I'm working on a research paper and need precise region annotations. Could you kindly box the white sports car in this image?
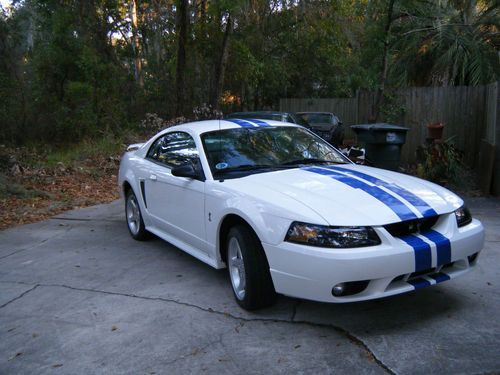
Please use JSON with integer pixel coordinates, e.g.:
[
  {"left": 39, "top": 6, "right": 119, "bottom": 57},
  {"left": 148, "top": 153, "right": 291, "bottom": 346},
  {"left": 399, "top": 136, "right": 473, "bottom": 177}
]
[{"left": 118, "top": 119, "right": 484, "bottom": 310}]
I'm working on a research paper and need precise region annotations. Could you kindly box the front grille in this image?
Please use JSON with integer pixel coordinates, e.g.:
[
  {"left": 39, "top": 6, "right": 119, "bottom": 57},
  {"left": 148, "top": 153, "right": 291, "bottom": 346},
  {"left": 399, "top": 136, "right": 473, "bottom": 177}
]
[
  {"left": 392, "top": 263, "right": 456, "bottom": 284},
  {"left": 384, "top": 215, "right": 439, "bottom": 237}
]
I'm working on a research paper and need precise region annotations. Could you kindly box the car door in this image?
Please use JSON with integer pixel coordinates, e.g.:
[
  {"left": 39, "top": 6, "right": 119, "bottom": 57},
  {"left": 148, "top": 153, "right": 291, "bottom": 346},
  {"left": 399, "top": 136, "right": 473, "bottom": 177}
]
[{"left": 144, "top": 131, "right": 207, "bottom": 253}]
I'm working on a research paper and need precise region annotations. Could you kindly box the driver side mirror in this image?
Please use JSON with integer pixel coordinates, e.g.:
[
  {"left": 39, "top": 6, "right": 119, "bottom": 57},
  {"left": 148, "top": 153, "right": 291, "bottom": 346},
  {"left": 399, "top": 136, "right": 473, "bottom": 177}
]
[{"left": 171, "top": 162, "right": 200, "bottom": 179}]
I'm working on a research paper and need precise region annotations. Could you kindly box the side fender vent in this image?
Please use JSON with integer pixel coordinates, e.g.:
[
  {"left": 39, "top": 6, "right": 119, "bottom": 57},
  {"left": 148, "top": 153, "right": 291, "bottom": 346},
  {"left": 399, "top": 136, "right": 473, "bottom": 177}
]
[{"left": 140, "top": 180, "right": 147, "bottom": 208}]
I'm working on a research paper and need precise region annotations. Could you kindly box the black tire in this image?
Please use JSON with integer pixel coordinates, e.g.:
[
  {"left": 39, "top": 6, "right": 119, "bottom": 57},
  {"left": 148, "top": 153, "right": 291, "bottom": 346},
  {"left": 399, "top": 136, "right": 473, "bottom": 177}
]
[
  {"left": 226, "top": 225, "right": 276, "bottom": 310},
  {"left": 125, "top": 189, "right": 148, "bottom": 241}
]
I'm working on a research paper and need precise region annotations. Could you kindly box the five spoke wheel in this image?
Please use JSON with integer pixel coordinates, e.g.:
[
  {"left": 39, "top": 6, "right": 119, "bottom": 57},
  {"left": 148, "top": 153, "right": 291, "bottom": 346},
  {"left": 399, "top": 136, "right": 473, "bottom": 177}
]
[
  {"left": 226, "top": 225, "right": 276, "bottom": 310},
  {"left": 228, "top": 237, "right": 246, "bottom": 300},
  {"left": 125, "top": 190, "right": 148, "bottom": 241}
]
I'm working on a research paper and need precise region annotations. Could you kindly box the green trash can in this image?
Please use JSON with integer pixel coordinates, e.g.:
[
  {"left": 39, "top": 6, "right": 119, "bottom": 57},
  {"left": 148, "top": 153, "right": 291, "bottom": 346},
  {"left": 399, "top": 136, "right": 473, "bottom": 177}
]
[{"left": 350, "top": 123, "right": 409, "bottom": 171}]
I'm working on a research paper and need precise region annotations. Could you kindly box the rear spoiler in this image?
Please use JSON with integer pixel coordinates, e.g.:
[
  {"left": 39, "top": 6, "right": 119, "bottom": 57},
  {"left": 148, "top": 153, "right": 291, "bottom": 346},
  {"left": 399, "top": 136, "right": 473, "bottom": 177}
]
[{"left": 126, "top": 143, "right": 144, "bottom": 152}]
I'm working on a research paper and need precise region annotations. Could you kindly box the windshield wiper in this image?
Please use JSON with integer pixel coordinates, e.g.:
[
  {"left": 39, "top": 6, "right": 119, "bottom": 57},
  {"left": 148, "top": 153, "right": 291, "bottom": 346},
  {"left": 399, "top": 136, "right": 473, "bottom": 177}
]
[
  {"left": 281, "top": 158, "right": 343, "bottom": 166},
  {"left": 216, "top": 164, "right": 277, "bottom": 173}
]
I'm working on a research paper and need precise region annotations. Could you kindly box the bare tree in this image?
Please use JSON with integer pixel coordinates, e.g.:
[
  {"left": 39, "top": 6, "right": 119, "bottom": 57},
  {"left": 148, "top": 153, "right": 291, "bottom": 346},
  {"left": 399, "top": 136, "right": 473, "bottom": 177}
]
[
  {"left": 130, "top": 0, "right": 144, "bottom": 88},
  {"left": 210, "top": 13, "right": 233, "bottom": 110},
  {"left": 373, "top": 0, "right": 395, "bottom": 122},
  {"left": 175, "top": 0, "right": 188, "bottom": 116}
]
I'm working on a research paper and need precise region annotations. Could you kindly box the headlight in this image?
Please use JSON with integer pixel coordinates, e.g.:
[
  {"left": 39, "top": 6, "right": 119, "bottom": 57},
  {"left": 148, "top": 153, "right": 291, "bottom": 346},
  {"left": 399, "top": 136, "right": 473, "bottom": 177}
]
[
  {"left": 285, "top": 222, "right": 381, "bottom": 248},
  {"left": 455, "top": 206, "right": 472, "bottom": 227}
]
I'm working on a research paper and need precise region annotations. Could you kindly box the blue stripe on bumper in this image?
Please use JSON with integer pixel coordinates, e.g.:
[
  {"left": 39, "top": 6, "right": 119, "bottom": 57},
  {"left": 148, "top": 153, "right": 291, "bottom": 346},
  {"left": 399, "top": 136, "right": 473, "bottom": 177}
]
[
  {"left": 408, "top": 278, "right": 431, "bottom": 289},
  {"left": 421, "top": 229, "right": 451, "bottom": 266},
  {"left": 428, "top": 272, "right": 451, "bottom": 283},
  {"left": 399, "top": 234, "right": 432, "bottom": 272}
]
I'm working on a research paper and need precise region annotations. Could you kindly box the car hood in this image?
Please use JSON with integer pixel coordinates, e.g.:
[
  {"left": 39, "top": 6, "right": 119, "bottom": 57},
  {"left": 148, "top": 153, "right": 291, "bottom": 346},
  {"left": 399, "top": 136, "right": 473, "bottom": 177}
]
[
  {"left": 310, "top": 123, "right": 334, "bottom": 131},
  {"left": 223, "top": 164, "right": 462, "bottom": 226}
]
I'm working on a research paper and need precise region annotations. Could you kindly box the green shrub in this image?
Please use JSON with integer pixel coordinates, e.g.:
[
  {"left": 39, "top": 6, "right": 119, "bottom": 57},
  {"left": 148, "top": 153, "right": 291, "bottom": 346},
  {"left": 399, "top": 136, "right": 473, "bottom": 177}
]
[{"left": 416, "top": 137, "right": 462, "bottom": 184}]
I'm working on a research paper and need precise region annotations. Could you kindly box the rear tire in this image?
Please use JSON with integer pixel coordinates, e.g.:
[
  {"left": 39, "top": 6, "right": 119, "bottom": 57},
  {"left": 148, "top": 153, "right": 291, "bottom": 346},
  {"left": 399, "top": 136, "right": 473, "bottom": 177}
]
[
  {"left": 226, "top": 225, "right": 276, "bottom": 310},
  {"left": 125, "top": 190, "right": 148, "bottom": 241}
]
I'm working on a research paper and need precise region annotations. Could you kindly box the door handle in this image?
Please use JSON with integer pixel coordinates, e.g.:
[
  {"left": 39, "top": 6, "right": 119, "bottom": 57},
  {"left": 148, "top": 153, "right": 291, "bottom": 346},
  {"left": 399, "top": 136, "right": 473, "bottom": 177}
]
[{"left": 149, "top": 174, "right": 157, "bottom": 181}]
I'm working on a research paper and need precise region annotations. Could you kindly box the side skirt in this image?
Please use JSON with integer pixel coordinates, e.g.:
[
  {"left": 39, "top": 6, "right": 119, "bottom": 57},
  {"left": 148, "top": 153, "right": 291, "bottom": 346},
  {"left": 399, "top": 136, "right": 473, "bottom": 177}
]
[{"left": 146, "top": 226, "right": 223, "bottom": 269}]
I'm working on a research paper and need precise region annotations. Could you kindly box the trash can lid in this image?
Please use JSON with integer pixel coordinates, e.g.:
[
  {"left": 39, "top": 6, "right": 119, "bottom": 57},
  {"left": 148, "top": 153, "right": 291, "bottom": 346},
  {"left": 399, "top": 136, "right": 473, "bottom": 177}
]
[{"left": 351, "top": 123, "right": 409, "bottom": 131}]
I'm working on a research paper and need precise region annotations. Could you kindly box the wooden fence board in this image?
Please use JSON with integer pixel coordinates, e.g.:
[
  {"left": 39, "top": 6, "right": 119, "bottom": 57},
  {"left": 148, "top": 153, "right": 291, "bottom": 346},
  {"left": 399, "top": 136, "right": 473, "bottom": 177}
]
[{"left": 280, "top": 82, "right": 498, "bottom": 167}]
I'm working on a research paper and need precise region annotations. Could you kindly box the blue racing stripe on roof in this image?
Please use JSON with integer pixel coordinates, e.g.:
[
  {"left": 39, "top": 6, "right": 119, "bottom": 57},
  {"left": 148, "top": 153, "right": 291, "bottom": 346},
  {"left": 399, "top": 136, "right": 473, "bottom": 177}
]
[
  {"left": 305, "top": 167, "right": 418, "bottom": 221},
  {"left": 428, "top": 272, "right": 450, "bottom": 283},
  {"left": 399, "top": 234, "right": 432, "bottom": 272},
  {"left": 328, "top": 166, "right": 437, "bottom": 218},
  {"left": 408, "top": 278, "right": 431, "bottom": 289},
  {"left": 225, "top": 119, "right": 258, "bottom": 128},
  {"left": 248, "top": 119, "right": 271, "bottom": 127},
  {"left": 421, "top": 230, "right": 451, "bottom": 266}
]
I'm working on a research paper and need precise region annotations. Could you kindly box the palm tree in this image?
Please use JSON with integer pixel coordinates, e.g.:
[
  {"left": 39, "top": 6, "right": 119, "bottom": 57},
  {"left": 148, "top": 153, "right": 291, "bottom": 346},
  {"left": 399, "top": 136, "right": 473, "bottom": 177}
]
[{"left": 390, "top": 0, "right": 499, "bottom": 86}]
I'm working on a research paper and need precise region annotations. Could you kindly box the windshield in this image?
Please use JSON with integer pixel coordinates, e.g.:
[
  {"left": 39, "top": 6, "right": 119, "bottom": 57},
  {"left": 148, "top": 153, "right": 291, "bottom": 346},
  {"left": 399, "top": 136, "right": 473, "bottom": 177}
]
[
  {"left": 201, "top": 126, "right": 348, "bottom": 179},
  {"left": 300, "top": 113, "right": 334, "bottom": 124}
]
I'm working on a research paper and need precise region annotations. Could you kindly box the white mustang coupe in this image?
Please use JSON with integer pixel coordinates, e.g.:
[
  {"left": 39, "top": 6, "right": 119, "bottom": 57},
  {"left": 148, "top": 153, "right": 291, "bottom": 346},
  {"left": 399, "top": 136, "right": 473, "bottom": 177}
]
[{"left": 119, "top": 119, "right": 484, "bottom": 310}]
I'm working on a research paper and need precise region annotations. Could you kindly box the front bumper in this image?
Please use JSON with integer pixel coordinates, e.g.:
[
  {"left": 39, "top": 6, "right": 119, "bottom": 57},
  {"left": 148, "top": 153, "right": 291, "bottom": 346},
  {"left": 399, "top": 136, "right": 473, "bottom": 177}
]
[{"left": 263, "top": 215, "right": 484, "bottom": 303}]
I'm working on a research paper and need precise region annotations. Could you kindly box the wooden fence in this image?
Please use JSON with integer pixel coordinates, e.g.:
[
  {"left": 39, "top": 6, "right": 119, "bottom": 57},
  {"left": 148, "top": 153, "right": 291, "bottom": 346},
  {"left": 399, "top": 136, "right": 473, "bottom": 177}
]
[{"left": 280, "top": 82, "right": 499, "bottom": 168}]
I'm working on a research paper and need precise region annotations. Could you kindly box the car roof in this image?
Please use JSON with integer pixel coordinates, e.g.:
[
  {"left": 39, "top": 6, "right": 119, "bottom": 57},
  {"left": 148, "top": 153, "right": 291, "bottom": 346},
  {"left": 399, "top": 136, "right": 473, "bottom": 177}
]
[{"left": 159, "top": 119, "right": 298, "bottom": 137}]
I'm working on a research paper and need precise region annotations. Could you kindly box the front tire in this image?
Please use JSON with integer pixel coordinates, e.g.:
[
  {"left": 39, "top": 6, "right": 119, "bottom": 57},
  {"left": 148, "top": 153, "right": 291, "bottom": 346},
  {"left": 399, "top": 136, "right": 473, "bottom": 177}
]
[
  {"left": 125, "top": 190, "right": 148, "bottom": 241},
  {"left": 227, "top": 225, "right": 276, "bottom": 310}
]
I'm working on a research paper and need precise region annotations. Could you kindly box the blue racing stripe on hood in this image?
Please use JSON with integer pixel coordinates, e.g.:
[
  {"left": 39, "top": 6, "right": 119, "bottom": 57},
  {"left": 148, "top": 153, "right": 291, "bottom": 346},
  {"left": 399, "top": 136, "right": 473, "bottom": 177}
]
[
  {"left": 225, "top": 119, "right": 258, "bottom": 128},
  {"left": 328, "top": 166, "right": 438, "bottom": 218},
  {"left": 421, "top": 230, "right": 451, "bottom": 266},
  {"left": 305, "top": 167, "right": 418, "bottom": 221},
  {"left": 399, "top": 234, "right": 432, "bottom": 272}
]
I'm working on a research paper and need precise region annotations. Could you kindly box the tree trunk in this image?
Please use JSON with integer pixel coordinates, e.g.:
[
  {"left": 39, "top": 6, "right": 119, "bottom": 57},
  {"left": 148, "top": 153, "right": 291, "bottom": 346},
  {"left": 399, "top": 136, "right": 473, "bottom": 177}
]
[
  {"left": 130, "top": 0, "right": 144, "bottom": 89},
  {"left": 175, "top": 0, "right": 188, "bottom": 116},
  {"left": 373, "top": 0, "right": 395, "bottom": 122},
  {"left": 210, "top": 14, "right": 233, "bottom": 110}
]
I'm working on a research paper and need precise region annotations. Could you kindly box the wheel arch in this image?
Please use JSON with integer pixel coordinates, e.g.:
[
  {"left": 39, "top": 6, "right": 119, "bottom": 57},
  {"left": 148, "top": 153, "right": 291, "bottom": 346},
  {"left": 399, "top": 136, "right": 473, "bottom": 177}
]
[
  {"left": 218, "top": 214, "right": 263, "bottom": 266},
  {"left": 122, "top": 180, "right": 133, "bottom": 197}
]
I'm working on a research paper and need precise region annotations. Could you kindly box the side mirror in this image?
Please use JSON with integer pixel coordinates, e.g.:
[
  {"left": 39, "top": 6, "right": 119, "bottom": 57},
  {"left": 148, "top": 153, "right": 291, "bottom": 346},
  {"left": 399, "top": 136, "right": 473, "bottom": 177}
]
[{"left": 171, "top": 163, "right": 199, "bottom": 179}]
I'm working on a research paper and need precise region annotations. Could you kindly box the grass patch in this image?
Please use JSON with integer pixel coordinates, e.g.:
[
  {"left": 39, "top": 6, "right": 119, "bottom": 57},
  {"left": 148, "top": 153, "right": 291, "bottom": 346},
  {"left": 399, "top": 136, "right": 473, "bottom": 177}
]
[{"left": 44, "top": 136, "right": 125, "bottom": 168}]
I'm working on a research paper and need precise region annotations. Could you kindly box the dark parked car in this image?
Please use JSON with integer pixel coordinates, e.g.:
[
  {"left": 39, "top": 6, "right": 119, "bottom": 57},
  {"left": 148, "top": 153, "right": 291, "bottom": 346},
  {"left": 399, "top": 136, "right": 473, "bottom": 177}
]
[
  {"left": 295, "top": 112, "right": 344, "bottom": 147},
  {"left": 226, "top": 111, "right": 311, "bottom": 129}
]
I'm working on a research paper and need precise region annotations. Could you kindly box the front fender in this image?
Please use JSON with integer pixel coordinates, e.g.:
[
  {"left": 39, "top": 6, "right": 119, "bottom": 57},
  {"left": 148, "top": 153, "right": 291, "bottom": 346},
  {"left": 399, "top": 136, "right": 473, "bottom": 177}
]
[
  {"left": 206, "top": 185, "right": 328, "bottom": 267},
  {"left": 118, "top": 154, "right": 153, "bottom": 227}
]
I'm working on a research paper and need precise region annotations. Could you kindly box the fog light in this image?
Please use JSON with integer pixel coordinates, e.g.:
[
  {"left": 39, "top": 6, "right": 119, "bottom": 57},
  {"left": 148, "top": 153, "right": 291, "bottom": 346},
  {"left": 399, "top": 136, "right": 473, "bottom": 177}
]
[
  {"left": 331, "top": 280, "right": 370, "bottom": 297},
  {"left": 332, "top": 283, "right": 345, "bottom": 296}
]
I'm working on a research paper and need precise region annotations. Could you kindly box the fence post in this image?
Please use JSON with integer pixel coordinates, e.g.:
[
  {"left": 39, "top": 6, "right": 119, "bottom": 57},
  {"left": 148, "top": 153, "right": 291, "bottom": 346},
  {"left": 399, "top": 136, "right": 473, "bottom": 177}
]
[
  {"left": 355, "top": 89, "right": 360, "bottom": 124},
  {"left": 492, "top": 82, "right": 500, "bottom": 196}
]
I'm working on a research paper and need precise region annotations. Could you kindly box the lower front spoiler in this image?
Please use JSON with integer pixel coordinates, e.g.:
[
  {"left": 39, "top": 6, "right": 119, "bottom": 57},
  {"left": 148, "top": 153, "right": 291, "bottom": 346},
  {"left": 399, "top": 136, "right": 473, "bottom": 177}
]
[
  {"left": 382, "top": 255, "right": 478, "bottom": 297},
  {"left": 269, "top": 254, "right": 479, "bottom": 303}
]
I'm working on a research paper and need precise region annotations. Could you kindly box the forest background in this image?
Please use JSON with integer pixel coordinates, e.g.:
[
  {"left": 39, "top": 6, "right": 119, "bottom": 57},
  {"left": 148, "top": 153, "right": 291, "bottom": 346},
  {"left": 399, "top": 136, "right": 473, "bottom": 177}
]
[{"left": 0, "top": 0, "right": 498, "bottom": 228}]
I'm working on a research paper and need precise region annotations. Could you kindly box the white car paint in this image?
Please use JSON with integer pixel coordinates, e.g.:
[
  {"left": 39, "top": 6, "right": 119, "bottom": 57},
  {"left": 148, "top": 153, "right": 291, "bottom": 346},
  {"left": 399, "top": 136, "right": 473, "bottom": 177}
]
[{"left": 119, "top": 119, "right": 484, "bottom": 303}]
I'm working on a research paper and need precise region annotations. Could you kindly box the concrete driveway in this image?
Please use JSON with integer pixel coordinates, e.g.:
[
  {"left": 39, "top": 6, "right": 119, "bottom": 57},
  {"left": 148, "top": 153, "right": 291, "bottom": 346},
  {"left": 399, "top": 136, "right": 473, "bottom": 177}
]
[{"left": 1, "top": 198, "right": 499, "bottom": 374}]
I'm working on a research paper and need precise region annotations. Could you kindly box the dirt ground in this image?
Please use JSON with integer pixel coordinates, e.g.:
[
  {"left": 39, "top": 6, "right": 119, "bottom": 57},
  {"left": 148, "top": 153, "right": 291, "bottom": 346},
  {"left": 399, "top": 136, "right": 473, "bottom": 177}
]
[{"left": 0, "top": 147, "right": 120, "bottom": 230}]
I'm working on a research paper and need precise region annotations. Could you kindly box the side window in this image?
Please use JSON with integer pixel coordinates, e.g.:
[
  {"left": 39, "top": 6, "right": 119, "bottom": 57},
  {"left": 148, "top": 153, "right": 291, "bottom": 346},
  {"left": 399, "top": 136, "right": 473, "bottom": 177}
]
[{"left": 147, "top": 132, "right": 199, "bottom": 167}]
